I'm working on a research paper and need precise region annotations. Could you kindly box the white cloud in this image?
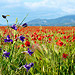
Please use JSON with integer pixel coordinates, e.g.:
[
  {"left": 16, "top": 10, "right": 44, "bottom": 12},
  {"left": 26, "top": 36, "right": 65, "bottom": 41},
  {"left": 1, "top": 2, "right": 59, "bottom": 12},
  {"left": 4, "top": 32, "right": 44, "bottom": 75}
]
[
  {"left": 62, "top": 8, "right": 75, "bottom": 14},
  {"left": 24, "top": 0, "right": 75, "bottom": 14},
  {"left": 24, "top": 0, "right": 48, "bottom": 9},
  {"left": 24, "top": 0, "right": 58, "bottom": 9},
  {"left": 24, "top": 0, "right": 61, "bottom": 9}
]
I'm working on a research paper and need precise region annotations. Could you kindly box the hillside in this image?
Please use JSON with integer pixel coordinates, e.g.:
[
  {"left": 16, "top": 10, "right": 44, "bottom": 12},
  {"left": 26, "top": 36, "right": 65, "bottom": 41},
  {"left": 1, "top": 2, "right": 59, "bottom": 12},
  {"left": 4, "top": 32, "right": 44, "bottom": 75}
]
[{"left": 27, "top": 15, "right": 75, "bottom": 26}]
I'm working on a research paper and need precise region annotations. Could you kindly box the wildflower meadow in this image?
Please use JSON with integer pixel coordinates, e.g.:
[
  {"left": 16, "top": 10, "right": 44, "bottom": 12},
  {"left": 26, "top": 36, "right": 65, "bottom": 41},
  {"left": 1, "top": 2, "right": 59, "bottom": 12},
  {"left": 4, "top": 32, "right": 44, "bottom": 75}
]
[{"left": 0, "top": 15, "right": 75, "bottom": 75}]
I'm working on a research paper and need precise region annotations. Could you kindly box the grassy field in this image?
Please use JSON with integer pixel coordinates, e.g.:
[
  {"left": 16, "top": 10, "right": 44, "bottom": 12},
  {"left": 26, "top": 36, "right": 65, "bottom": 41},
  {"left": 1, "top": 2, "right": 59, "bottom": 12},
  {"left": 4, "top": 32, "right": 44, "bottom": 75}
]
[{"left": 0, "top": 26, "right": 75, "bottom": 75}]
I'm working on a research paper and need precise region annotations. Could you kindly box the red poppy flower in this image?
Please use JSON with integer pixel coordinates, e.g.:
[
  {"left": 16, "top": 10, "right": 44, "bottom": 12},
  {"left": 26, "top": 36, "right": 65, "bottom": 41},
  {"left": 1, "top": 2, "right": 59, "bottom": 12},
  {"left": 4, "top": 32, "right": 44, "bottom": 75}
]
[
  {"left": 43, "top": 36, "right": 45, "bottom": 38},
  {"left": 26, "top": 35, "right": 29, "bottom": 37},
  {"left": 25, "top": 32, "right": 28, "bottom": 34},
  {"left": 63, "top": 36, "right": 66, "bottom": 39},
  {"left": 35, "top": 35, "right": 38, "bottom": 38},
  {"left": 64, "top": 44, "right": 66, "bottom": 46},
  {"left": 56, "top": 40, "right": 63, "bottom": 46},
  {"left": 66, "top": 39, "right": 68, "bottom": 42},
  {"left": 55, "top": 36, "right": 58, "bottom": 40},
  {"left": 47, "top": 34, "right": 50, "bottom": 37},
  {"left": 31, "top": 34, "right": 34, "bottom": 37},
  {"left": 73, "top": 35, "right": 75, "bottom": 39},
  {"left": 62, "top": 32, "right": 65, "bottom": 34},
  {"left": 15, "top": 35, "right": 17, "bottom": 39},
  {"left": 31, "top": 37, "right": 37, "bottom": 40},
  {"left": 66, "top": 35, "right": 70, "bottom": 39},
  {"left": 49, "top": 38, "right": 51, "bottom": 41},
  {"left": 44, "top": 31, "right": 46, "bottom": 33},
  {"left": 21, "top": 44, "right": 25, "bottom": 47},
  {"left": 38, "top": 37, "right": 42, "bottom": 41},
  {"left": 34, "top": 41, "right": 36, "bottom": 43},
  {"left": 72, "top": 35, "right": 75, "bottom": 41},
  {"left": 72, "top": 39, "right": 75, "bottom": 42},
  {"left": 60, "top": 37, "right": 62, "bottom": 39},
  {"left": 50, "top": 34, "right": 54, "bottom": 37},
  {"left": 34, "top": 32, "right": 37, "bottom": 35},
  {"left": 36, "top": 29, "right": 40, "bottom": 32},
  {"left": 25, "top": 41, "right": 30, "bottom": 47},
  {"left": 62, "top": 53, "right": 68, "bottom": 58},
  {"left": 26, "top": 38, "right": 28, "bottom": 40}
]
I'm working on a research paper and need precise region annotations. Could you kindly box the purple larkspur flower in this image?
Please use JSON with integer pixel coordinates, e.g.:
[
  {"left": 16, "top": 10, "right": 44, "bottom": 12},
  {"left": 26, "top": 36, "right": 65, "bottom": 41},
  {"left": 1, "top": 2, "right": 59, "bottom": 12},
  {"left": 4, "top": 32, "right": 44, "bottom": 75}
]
[
  {"left": 21, "top": 48, "right": 34, "bottom": 56},
  {"left": 10, "top": 24, "right": 17, "bottom": 30},
  {"left": 28, "top": 48, "right": 34, "bottom": 56},
  {"left": 4, "top": 35, "right": 13, "bottom": 42},
  {"left": 19, "top": 35, "right": 25, "bottom": 42},
  {"left": 21, "top": 23, "right": 27, "bottom": 27},
  {"left": 23, "top": 63, "right": 34, "bottom": 71},
  {"left": 0, "top": 48, "right": 2, "bottom": 51},
  {"left": 2, "top": 51, "right": 10, "bottom": 58}
]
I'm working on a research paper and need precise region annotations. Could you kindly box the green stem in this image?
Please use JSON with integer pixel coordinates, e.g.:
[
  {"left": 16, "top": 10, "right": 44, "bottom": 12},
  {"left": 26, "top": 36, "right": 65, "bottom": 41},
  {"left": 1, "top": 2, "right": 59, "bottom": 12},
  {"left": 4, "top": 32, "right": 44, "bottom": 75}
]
[{"left": 20, "top": 13, "right": 29, "bottom": 25}]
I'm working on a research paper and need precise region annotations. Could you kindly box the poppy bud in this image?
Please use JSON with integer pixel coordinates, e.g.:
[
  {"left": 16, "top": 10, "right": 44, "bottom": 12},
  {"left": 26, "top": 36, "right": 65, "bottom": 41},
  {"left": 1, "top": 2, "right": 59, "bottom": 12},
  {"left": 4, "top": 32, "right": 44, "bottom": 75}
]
[
  {"left": 2, "top": 15, "right": 6, "bottom": 19},
  {"left": 22, "top": 23, "right": 27, "bottom": 27}
]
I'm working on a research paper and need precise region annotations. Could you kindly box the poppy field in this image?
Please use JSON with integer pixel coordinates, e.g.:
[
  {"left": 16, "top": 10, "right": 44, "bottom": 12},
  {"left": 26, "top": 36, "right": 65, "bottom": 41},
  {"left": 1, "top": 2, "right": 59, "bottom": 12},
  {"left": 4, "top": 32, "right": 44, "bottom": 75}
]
[
  {"left": 0, "top": 25, "right": 75, "bottom": 75},
  {"left": 0, "top": 14, "right": 75, "bottom": 75}
]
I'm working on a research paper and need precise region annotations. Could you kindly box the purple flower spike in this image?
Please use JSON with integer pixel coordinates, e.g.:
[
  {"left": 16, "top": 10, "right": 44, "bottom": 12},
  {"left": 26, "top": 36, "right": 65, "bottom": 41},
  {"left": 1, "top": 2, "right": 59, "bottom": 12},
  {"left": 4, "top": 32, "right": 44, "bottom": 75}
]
[
  {"left": 0, "top": 48, "right": 2, "bottom": 51},
  {"left": 7, "top": 35, "right": 10, "bottom": 39},
  {"left": 23, "top": 63, "right": 34, "bottom": 72},
  {"left": 10, "top": 24, "right": 17, "bottom": 30},
  {"left": 21, "top": 48, "right": 34, "bottom": 56},
  {"left": 19, "top": 35, "right": 25, "bottom": 42},
  {"left": 2, "top": 51, "right": 10, "bottom": 58},
  {"left": 28, "top": 48, "right": 34, "bottom": 56},
  {"left": 22, "top": 23, "right": 27, "bottom": 27},
  {"left": 4, "top": 35, "right": 13, "bottom": 43}
]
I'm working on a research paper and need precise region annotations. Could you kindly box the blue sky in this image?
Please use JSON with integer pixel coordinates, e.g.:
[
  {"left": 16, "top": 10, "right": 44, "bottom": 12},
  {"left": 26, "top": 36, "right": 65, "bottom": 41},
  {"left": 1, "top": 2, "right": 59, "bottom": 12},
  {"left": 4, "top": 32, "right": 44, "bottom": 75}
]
[{"left": 0, "top": 0, "right": 75, "bottom": 25}]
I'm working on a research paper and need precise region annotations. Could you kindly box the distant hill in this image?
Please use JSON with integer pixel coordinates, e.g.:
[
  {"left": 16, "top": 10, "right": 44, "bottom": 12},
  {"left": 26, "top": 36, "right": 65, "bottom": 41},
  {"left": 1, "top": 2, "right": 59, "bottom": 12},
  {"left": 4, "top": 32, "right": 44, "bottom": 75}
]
[
  {"left": 27, "top": 15, "right": 75, "bottom": 26},
  {"left": 0, "top": 24, "right": 3, "bottom": 26}
]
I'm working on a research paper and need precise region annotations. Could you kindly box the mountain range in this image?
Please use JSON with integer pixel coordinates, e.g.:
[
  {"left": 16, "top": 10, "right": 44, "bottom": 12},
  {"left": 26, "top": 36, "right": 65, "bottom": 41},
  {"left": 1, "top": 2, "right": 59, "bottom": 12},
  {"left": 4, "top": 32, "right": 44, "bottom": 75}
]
[{"left": 27, "top": 15, "right": 75, "bottom": 26}]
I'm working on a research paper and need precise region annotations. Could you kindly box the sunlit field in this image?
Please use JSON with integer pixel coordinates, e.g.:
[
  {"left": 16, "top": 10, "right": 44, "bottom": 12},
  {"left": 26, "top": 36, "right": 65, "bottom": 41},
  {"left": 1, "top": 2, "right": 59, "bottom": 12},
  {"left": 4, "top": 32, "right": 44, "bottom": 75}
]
[{"left": 0, "top": 25, "right": 75, "bottom": 75}]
